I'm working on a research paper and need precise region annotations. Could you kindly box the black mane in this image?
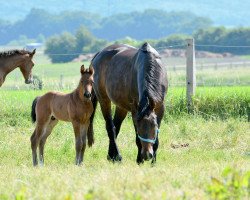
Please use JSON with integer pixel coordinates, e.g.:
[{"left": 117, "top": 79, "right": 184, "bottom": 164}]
[
  {"left": 137, "top": 42, "right": 167, "bottom": 120},
  {"left": 0, "top": 49, "right": 31, "bottom": 58}
]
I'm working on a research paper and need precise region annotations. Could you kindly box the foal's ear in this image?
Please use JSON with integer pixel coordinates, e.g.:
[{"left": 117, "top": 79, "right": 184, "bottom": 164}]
[
  {"left": 89, "top": 66, "right": 94, "bottom": 75},
  {"left": 80, "top": 65, "right": 85, "bottom": 74},
  {"left": 30, "top": 49, "right": 36, "bottom": 56}
]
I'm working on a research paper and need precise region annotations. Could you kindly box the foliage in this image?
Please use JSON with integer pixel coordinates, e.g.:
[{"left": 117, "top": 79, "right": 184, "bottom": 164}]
[
  {"left": 45, "top": 27, "right": 108, "bottom": 63},
  {"left": 194, "top": 27, "right": 250, "bottom": 55},
  {"left": 45, "top": 32, "right": 77, "bottom": 63},
  {"left": 165, "top": 87, "right": 250, "bottom": 120},
  {"left": 0, "top": 8, "right": 211, "bottom": 45},
  {"left": 75, "top": 26, "right": 96, "bottom": 53},
  {"left": 206, "top": 167, "right": 250, "bottom": 199}
]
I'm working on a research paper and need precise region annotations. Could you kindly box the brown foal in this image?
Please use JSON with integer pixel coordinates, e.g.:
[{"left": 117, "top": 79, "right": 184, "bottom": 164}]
[
  {"left": 0, "top": 49, "right": 36, "bottom": 87},
  {"left": 30, "top": 65, "right": 94, "bottom": 166}
]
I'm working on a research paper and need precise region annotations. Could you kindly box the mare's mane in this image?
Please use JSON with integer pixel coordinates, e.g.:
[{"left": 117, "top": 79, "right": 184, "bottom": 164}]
[{"left": 137, "top": 43, "right": 166, "bottom": 120}]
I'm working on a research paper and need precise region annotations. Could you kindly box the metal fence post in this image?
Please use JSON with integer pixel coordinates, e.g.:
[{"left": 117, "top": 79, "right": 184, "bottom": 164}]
[{"left": 186, "top": 38, "right": 196, "bottom": 111}]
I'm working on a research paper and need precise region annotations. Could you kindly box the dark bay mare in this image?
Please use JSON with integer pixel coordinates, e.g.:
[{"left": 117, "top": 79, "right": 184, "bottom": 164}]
[
  {"left": 88, "top": 43, "right": 168, "bottom": 163},
  {"left": 0, "top": 49, "right": 36, "bottom": 87}
]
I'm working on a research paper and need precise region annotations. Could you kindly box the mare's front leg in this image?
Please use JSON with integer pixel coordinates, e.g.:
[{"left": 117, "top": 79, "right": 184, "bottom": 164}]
[
  {"left": 99, "top": 101, "right": 122, "bottom": 162},
  {"left": 132, "top": 115, "right": 143, "bottom": 164},
  {"left": 152, "top": 104, "right": 165, "bottom": 163},
  {"left": 72, "top": 121, "right": 83, "bottom": 165},
  {"left": 79, "top": 123, "right": 89, "bottom": 164}
]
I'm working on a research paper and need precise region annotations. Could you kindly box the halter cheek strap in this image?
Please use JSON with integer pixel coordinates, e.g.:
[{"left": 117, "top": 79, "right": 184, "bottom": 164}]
[{"left": 137, "top": 129, "right": 159, "bottom": 144}]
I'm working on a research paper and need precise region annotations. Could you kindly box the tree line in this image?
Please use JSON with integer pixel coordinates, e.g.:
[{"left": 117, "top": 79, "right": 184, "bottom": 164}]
[
  {"left": 45, "top": 26, "right": 250, "bottom": 63},
  {"left": 0, "top": 8, "right": 211, "bottom": 45}
]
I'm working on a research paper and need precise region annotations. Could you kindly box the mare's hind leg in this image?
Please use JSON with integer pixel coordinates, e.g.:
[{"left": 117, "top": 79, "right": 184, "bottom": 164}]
[
  {"left": 113, "top": 107, "right": 127, "bottom": 137},
  {"left": 99, "top": 101, "right": 122, "bottom": 162},
  {"left": 31, "top": 124, "right": 46, "bottom": 166},
  {"left": 39, "top": 118, "right": 58, "bottom": 165}
]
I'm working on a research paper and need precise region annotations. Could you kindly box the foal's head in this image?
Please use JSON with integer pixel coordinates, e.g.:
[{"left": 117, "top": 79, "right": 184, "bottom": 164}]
[
  {"left": 79, "top": 65, "right": 94, "bottom": 100},
  {"left": 19, "top": 49, "right": 36, "bottom": 84}
]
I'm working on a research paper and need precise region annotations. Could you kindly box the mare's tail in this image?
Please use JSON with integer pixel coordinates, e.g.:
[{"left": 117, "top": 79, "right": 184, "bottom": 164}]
[
  {"left": 87, "top": 89, "right": 98, "bottom": 147},
  {"left": 31, "top": 97, "right": 39, "bottom": 123}
]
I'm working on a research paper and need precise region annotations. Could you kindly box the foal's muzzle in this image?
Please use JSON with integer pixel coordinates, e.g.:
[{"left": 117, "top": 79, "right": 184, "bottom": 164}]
[{"left": 84, "top": 92, "right": 92, "bottom": 99}]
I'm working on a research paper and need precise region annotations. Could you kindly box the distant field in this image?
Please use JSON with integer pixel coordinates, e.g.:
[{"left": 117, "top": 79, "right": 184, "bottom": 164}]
[{"left": 1, "top": 54, "right": 250, "bottom": 90}]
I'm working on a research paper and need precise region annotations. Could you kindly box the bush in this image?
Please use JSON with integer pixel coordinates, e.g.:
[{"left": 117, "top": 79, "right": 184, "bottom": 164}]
[{"left": 206, "top": 167, "right": 250, "bottom": 200}]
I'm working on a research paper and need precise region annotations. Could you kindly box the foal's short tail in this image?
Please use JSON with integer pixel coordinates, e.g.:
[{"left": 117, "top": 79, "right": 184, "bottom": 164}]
[
  {"left": 87, "top": 89, "right": 98, "bottom": 147},
  {"left": 31, "top": 97, "right": 39, "bottom": 123}
]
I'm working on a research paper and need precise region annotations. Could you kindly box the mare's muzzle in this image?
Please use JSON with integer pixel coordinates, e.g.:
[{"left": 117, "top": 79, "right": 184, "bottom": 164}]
[
  {"left": 84, "top": 92, "right": 92, "bottom": 99},
  {"left": 141, "top": 150, "right": 153, "bottom": 161}
]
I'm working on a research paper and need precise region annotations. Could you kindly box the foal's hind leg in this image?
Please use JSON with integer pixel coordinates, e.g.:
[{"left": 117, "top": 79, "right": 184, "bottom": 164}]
[
  {"left": 39, "top": 119, "right": 58, "bottom": 165},
  {"left": 99, "top": 101, "right": 122, "bottom": 162},
  {"left": 31, "top": 124, "right": 46, "bottom": 166}
]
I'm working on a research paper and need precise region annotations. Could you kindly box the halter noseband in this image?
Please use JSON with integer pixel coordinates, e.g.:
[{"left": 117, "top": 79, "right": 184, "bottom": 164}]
[{"left": 137, "top": 129, "right": 159, "bottom": 144}]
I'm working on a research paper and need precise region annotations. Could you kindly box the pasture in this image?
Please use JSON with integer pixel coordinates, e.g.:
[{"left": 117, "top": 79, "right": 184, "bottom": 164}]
[{"left": 0, "top": 57, "right": 249, "bottom": 199}]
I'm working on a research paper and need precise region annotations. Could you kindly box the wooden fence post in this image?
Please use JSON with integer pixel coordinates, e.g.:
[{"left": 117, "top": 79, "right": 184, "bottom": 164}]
[{"left": 186, "top": 38, "right": 196, "bottom": 111}]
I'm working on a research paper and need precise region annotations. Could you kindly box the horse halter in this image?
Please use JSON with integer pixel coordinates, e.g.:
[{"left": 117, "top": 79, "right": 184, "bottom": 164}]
[{"left": 137, "top": 129, "right": 159, "bottom": 144}]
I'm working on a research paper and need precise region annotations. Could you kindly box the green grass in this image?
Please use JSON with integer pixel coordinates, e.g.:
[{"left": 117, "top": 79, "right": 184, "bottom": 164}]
[{"left": 0, "top": 88, "right": 249, "bottom": 199}]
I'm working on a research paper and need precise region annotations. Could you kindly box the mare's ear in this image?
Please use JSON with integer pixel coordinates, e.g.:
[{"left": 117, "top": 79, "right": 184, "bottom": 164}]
[
  {"left": 30, "top": 49, "right": 36, "bottom": 57},
  {"left": 148, "top": 97, "right": 156, "bottom": 110},
  {"left": 89, "top": 66, "right": 94, "bottom": 75},
  {"left": 80, "top": 65, "right": 85, "bottom": 74}
]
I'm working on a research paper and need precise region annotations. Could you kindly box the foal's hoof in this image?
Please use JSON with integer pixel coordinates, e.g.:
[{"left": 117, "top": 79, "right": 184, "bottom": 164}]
[{"left": 107, "top": 154, "right": 122, "bottom": 162}]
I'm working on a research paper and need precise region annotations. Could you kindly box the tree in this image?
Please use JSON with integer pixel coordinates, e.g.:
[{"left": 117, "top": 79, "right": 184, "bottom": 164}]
[
  {"left": 45, "top": 32, "right": 76, "bottom": 63},
  {"left": 75, "top": 26, "right": 96, "bottom": 53}
]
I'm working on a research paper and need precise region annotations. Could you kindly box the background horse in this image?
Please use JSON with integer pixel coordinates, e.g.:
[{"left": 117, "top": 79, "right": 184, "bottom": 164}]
[
  {"left": 30, "top": 65, "right": 94, "bottom": 166},
  {"left": 0, "top": 49, "right": 36, "bottom": 87},
  {"left": 88, "top": 42, "right": 168, "bottom": 164}
]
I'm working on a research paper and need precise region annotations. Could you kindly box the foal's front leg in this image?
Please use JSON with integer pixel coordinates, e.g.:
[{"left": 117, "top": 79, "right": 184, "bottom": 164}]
[
  {"left": 72, "top": 121, "right": 83, "bottom": 165},
  {"left": 79, "top": 123, "right": 89, "bottom": 164}
]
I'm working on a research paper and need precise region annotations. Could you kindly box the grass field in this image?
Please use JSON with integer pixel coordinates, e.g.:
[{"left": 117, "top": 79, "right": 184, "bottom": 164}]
[
  {"left": 0, "top": 86, "right": 249, "bottom": 199},
  {"left": 0, "top": 56, "right": 249, "bottom": 199}
]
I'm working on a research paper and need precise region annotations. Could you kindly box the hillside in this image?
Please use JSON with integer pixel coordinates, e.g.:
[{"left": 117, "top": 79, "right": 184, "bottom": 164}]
[{"left": 1, "top": 0, "right": 249, "bottom": 26}]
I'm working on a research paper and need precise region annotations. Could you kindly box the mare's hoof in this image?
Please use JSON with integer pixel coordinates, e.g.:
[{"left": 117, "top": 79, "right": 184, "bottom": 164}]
[{"left": 107, "top": 154, "right": 122, "bottom": 162}]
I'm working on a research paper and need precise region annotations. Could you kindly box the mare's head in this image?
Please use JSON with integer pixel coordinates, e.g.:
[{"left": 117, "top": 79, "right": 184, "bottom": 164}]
[
  {"left": 136, "top": 96, "right": 158, "bottom": 162},
  {"left": 19, "top": 49, "right": 36, "bottom": 84},
  {"left": 134, "top": 42, "right": 167, "bottom": 162},
  {"left": 80, "top": 64, "right": 94, "bottom": 100}
]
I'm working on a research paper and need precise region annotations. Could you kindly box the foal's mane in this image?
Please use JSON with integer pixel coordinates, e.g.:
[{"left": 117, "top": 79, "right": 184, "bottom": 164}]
[{"left": 0, "top": 49, "right": 32, "bottom": 58}]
